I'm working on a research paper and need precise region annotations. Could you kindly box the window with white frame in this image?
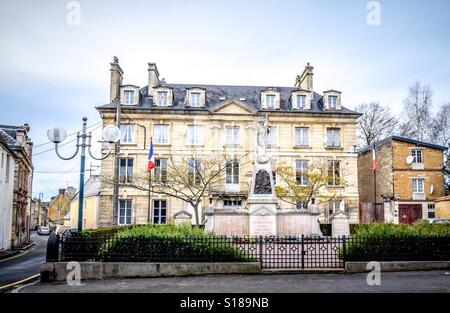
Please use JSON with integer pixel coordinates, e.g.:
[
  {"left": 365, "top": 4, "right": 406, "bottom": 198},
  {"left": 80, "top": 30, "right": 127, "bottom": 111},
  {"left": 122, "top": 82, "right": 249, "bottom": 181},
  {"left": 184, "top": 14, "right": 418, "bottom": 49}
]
[
  {"left": 412, "top": 178, "right": 425, "bottom": 193},
  {"left": 155, "top": 158, "right": 168, "bottom": 183},
  {"left": 154, "top": 124, "right": 169, "bottom": 144},
  {"left": 272, "top": 171, "right": 277, "bottom": 185},
  {"left": 225, "top": 126, "right": 240, "bottom": 146},
  {"left": 226, "top": 160, "right": 239, "bottom": 184},
  {"left": 326, "top": 128, "right": 341, "bottom": 147},
  {"left": 153, "top": 200, "right": 167, "bottom": 224},
  {"left": 190, "top": 92, "right": 201, "bottom": 107},
  {"left": 412, "top": 149, "right": 423, "bottom": 163},
  {"left": 266, "top": 94, "right": 276, "bottom": 109},
  {"left": 157, "top": 91, "right": 169, "bottom": 106},
  {"left": 187, "top": 125, "right": 202, "bottom": 145},
  {"left": 428, "top": 204, "right": 435, "bottom": 218},
  {"left": 328, "top": 96, "right": 337, "bottom": 109},
  {"left": 188, "top": 159, "right": 201, "bottom": 185},
  {"left": 119, "top": 158, "right": 133, "bottom": 183},
  {"left": 267, "top": 126, "right": 277, "bottom": 146},
  {"left": 295, "top": 95, "right": 306, "bottom": 109},
  {"left": 124, "top": 90, "right": 135, "bottom": 105},
  {"left": 296, "top": 160, "right": 309, "bottom": 185},
  {"left": 120, "top": 124, "right": 135, "bottom": 144},
  {"left": 295, "top": 127, "right": 309, "bottom": 146},
  {"left": 118, "top": 199, "right": 132, "bottom": 225},
  {"left": 327, "top": 160, "right": 341, "bottom": 186},
  {"left": 296, "top": 201, "right": 307, "bottom": 210}
]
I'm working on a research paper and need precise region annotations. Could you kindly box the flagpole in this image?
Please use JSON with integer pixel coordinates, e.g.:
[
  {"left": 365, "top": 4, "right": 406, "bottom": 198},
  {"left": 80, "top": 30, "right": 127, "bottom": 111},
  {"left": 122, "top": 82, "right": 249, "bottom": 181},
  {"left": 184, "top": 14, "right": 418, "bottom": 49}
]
[
  {"left": 148, "top": 137, "right": 153, "bottom": 224},
  {"left": 373, "top": 143, "right": 377, "bottom": 205}
]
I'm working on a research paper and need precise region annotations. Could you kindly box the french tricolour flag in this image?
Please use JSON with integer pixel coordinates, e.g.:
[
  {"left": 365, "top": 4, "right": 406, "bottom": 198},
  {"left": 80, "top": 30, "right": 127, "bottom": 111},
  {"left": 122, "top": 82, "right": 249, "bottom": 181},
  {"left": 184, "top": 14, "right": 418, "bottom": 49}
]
[
  {"left": 147, "top": 139, "right": 155, "bottom": 173},
  {"left": 372, "top": 143, "right": 376, "bottom": 172}
]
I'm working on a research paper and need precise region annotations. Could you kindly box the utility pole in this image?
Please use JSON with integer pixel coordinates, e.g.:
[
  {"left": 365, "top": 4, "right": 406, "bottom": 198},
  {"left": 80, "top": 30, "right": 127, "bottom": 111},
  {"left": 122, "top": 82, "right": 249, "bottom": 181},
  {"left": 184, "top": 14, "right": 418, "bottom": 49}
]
[{"left": 113, "top": 102, "right": 121, "bottom": 226}]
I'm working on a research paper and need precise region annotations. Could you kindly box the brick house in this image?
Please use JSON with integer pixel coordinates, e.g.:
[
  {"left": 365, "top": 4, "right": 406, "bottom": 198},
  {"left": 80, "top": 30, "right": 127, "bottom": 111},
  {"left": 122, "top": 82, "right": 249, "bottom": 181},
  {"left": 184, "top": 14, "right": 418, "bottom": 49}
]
[{"left": 358, "top": 136, "right": 447, "bottom": 224}]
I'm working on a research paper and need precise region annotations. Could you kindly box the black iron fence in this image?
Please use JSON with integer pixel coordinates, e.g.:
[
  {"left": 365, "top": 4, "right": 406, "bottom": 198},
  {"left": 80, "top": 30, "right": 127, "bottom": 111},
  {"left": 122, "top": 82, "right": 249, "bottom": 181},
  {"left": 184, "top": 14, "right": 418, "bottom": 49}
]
[{"left": 48, "top": 234, "right": 450, "bottom": 269}]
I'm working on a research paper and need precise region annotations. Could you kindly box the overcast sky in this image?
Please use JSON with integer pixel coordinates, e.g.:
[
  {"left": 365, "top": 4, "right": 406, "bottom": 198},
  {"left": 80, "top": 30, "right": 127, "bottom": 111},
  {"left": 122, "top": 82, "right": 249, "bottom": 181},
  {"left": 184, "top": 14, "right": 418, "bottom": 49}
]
[{"left": 1, "top": 0, "right": 449, "bottom": 201}]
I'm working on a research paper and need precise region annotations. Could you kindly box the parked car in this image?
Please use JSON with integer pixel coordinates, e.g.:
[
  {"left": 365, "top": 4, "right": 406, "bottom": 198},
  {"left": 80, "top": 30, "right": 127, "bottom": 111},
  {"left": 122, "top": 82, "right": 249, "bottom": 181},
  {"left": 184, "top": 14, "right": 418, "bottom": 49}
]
[
  {"left": 414, "top": 218, "right": 450, "bottom": 224},
  {"left": 37, "top": 226, "right": 51, "bottom": 235}
]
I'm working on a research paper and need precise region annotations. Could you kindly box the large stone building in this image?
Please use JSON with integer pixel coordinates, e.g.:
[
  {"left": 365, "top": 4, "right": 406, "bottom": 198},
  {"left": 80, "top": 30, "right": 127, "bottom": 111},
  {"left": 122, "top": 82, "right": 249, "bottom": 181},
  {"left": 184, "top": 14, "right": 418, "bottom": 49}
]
[
  {"left": 96, "top": 57, "right": 360, "bottom": 229},
  {"left": 0, "top": 124, "right": 33, "bottom": 247},
  {"left": 358, "top": 136, "right": 448, "bottom": 224},
  {"left": 47, "top": 187, "right": 76, "bottom": 226}
]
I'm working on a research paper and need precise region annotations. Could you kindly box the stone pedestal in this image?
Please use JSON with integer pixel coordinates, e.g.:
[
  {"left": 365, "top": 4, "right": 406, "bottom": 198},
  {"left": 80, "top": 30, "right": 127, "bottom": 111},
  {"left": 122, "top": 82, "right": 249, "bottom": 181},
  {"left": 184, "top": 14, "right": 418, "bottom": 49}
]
[
  {"left": 331, "top": 210, "right": 350, "bottom": 237},
  {"left": 248, "top": 201, "right": 277, "bottom": 236},
  {"left": 173, "top": 210, "right": 192, "bottom": 226}
]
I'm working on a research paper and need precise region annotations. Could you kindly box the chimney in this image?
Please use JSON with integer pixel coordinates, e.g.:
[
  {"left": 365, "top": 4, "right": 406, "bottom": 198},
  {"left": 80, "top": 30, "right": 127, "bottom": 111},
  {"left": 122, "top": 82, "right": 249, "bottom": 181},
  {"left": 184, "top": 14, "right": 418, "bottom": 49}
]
[
  {"left": 59, "top": 188, "right": 66, "bottom": 196},
  {"left": 148, "top": 63, "right": 160, "bottom": 93},
  {"left": 110, "top": 56, "right": 123, "bottom": 102},
  {"left": 295, "top": 62, "right": 314, "bottom": 92}
]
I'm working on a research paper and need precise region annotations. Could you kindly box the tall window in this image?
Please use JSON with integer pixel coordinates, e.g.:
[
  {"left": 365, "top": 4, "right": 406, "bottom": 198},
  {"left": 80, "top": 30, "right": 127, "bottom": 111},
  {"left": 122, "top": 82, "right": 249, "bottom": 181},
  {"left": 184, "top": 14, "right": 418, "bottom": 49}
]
[
  {"left": 119, "top": 158, "right": 133, "bottom": 183},
  {"left": 412, "top": 178, "right": 425, "bottom": 193},
  {"left": 154, "top": 158, "right": 168, "bottom": 183},
  {"left": 412, "top": 149, "right": 423, "bottom": 163},
  {"left": 226, "top": 160, "right": 239, "bottom": 184},
  {"left": 188, "top": 159, "right": 201, "bottom": 185},
  {"left": 118, "top": 199, "right": 132, "bottom": 225},
  {"left": 120, "top": 124, "right": 135, "bottom": 144},
  {"left": 327, "top": 160, "right": 341, "bottom": 186},
  {"left": 187, "top": 125, "right": 202, "bottom": 145},
  {"left": 190, "top": 92, "right": 201, "bottom": 107},
  {"left": 157, "top": 91, "right": 169, "bottom": 106},
  {"left": 124, "top": 90, "right": 134, "bottom": 105},
  {"left": 295, "top": 127, "right": 309, "bottom": 146},
  {"left": 154, "top": 124, "right": 169, "bottom": 144},
  {"left": 267, "top": 126, "right": 277, "bottom": 146},
  {"left": 326, "top": 128, "right": 341, "bottom": 147},
  {"left": 225, "top": 126, "right": 240, "bottom": 146},
  {"left": 328, "top": 96, "right": 337, "bottom": 109},
  {"left": 428, "top": 204, "right": 435, "bottom": 218},
  {"left": 266, "top": 94, "right": 276, "bottom": 108},
  {"left": 153, "top": 200, "right": 167, "bottom": 224},
  {"left": 296, "top": 95, "right": 306, "bottom": 109},
  {"left": 296, "top": 160, "right": 309, "bottom": 185},
  {"left": 5, "top": 154, "right": 10, "bottom": 184}
]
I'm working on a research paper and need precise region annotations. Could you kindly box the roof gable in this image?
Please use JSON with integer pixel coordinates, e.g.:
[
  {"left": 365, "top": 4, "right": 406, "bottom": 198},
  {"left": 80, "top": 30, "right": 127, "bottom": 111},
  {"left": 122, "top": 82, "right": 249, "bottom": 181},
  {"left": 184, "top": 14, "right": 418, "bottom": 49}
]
[{"left": 209, "top": 99, "right": 257, "bottom": 114}]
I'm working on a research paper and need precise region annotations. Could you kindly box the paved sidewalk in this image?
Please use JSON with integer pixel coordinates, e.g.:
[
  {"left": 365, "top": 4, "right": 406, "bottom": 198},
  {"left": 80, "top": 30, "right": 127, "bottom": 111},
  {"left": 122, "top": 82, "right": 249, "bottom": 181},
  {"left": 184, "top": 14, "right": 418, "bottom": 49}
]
[{"left": 18, "top": 270, "right": 450, "bottom": 293}]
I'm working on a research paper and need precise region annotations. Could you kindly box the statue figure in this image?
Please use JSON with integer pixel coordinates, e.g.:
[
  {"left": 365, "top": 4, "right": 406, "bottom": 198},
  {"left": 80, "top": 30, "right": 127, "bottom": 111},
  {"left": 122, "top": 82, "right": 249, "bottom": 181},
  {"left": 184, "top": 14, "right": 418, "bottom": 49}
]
[
  {"left": 256, "top": 114, "right": 269, "bottom": 158},
  {"left": 254, "top": 169, "right": 272, "bottom": 194}
]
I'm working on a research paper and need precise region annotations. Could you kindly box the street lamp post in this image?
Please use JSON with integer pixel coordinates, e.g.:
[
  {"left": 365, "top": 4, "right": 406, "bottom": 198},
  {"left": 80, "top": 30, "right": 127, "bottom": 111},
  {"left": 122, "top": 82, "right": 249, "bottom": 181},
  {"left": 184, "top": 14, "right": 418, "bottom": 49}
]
[{"left": 47, "top": 117, "right": 121, "bottom": 232}]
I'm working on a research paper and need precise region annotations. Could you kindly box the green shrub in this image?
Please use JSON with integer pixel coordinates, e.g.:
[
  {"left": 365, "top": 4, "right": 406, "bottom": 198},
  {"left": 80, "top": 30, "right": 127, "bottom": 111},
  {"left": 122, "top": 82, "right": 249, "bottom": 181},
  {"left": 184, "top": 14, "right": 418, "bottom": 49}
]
[
  {"left": 342, "top": 223, "right": 450, "bottom": 261},
  {"left": 96, "top": 224, "right": 255, "bottom": 262}
]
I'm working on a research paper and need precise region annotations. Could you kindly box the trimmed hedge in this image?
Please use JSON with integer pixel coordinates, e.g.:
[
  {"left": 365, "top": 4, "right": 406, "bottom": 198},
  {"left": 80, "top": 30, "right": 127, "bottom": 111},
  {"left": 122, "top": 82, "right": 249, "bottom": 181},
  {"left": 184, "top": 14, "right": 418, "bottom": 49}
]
[
  {"left": 342, "top": 223, "right": 450, "bottom": 261},
  {"left": 75, "top": 224, "right": 255, "bottom": 262}
]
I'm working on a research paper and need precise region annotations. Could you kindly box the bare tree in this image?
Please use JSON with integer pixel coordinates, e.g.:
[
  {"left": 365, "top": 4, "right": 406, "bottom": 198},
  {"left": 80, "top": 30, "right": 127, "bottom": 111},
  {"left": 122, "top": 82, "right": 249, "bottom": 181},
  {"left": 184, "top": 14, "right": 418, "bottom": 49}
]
[
  {"left": 399, "top": 82, "right": 433, "bottom": 141},
  {"left": 355, "top": 102, "right": 399, "bottom": 147},
  {"left": 430, "top": 103, "right": 450, "bottom": 194},
  {"left": 103, "top": 149, "right": 248, "bottom": 226},
  {"left": 275, "top": 160, "right": 348, "bottom": 209}
]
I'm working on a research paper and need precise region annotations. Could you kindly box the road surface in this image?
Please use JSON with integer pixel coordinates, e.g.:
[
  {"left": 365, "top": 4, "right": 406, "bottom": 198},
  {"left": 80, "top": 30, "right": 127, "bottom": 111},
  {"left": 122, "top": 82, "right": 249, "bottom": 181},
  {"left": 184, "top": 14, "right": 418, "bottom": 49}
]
[{"left": 0, "top": 232, "right": 47, "bottom": 289}]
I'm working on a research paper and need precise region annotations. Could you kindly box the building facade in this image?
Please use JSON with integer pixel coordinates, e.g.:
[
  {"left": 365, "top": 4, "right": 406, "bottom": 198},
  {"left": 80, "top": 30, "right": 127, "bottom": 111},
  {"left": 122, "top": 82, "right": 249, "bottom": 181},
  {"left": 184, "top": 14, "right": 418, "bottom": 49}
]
[
  {"left": 358, "top": 136, "right": 447, "bottom": 224},
  {"left": 96, "top": 58, "right": 360, "bottom": 228},
  {"left": 0, "top": 124, "right": 33, "bottom": 247},
  {"left": 68, "top": 176, "right": 101, "bottom": 230},
  {"left": 0, "top": 130, "right": 17, "bottom": 250},
  {"left": 47, "top": 187, "right": 76, "bottom": 226}
]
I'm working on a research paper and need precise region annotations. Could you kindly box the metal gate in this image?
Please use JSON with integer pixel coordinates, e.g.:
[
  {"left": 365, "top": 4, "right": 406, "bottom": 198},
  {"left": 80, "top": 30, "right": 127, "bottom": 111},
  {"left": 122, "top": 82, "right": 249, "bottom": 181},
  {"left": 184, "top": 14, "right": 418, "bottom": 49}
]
[{"left": 234, "top": 236, "right": 346, "bottom": 269}]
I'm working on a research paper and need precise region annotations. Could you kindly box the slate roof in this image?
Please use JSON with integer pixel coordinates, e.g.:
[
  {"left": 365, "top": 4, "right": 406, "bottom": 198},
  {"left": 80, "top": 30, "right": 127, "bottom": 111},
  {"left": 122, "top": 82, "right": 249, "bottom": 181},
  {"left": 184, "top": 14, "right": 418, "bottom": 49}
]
[
  {"left": 0, "top": 129, "right": 19, "bottom": 158},
  {"left": 358, "top": 135, "right": 449, "bottom": 154},
  {"left": 71, "top": 175, "right": 101, "bottom": 200},
  {"left": 97, "top": 83, "right": 360, "bottom": 115}
]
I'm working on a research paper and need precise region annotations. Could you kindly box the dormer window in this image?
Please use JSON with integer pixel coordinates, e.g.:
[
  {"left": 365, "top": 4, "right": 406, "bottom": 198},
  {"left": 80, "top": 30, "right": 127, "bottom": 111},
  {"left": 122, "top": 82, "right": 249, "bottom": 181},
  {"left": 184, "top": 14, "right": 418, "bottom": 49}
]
[
  {"left": 157, "top": 91, "right": 169, "bottom": 106},
  {"left": 266, "top": 95, "right": 276, "bottom": 109},
  {"left": 323, "top": 90, "right": 342, "bottom": 110},
  {"left": 328, "top": 96, "right": 337, "bottom": 109},
  {"left": 124, "top": 90, "right": 135, "bottom": 105},
  {"left": 296, "top": 95, "right": 306, "bottom": 109},
  {"left": 190, "top": 92, "right": 201, "bottom": 107}
]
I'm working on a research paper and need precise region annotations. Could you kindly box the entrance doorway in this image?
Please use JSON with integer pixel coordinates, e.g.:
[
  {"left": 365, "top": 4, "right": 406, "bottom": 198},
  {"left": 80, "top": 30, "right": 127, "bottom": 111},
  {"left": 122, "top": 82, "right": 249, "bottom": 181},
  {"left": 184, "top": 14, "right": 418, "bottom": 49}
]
[{"left": 399, "top": 204, "right": 422, "bottom": 224}]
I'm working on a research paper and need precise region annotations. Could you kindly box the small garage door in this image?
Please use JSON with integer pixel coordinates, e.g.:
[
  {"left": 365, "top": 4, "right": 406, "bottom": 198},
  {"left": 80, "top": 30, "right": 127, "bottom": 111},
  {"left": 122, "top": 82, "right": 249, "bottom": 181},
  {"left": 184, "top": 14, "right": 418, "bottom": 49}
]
[{"left": 399, "top": 204, "right": 422, "bottom": 224}]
